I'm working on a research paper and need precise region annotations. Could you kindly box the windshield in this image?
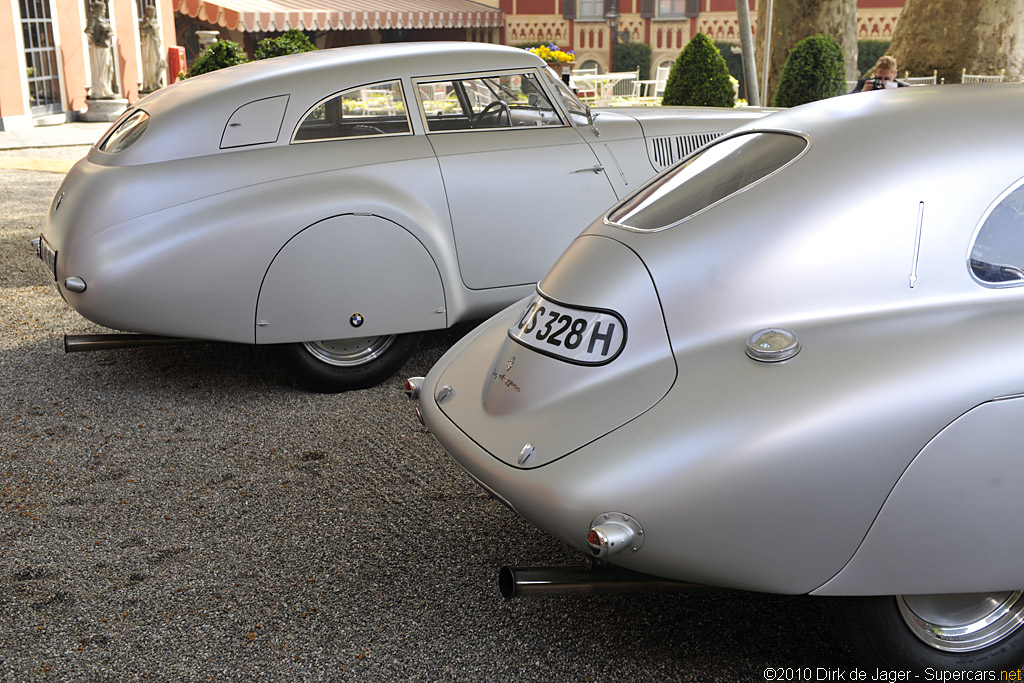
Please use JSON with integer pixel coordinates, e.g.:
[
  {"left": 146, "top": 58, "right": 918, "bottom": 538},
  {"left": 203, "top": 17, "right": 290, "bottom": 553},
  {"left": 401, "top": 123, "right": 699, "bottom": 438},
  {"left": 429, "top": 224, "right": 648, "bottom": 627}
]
[
  {"left": 607, "top": 132, "right": 808, "bottom": 231},
  {"left": 540, "top": 67, "right": 590, "bottom": 126}
]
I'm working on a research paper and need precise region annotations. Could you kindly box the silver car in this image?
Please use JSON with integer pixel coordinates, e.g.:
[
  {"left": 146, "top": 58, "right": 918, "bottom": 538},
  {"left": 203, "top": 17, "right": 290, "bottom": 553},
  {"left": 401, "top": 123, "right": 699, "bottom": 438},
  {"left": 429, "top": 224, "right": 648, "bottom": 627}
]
[
  {"left": 412, "top": 83, "right": 1024, "bottom": 670},
  {"left": 34, "top": 41, "right": 768, "bottom": 392}
]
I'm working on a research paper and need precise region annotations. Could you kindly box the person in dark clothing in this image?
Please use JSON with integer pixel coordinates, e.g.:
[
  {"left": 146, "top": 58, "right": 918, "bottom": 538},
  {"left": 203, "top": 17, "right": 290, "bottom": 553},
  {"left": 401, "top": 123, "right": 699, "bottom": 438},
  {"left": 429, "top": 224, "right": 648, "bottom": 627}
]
[{"left": 850, "top": 55, "right": 909, "bottom": 93}]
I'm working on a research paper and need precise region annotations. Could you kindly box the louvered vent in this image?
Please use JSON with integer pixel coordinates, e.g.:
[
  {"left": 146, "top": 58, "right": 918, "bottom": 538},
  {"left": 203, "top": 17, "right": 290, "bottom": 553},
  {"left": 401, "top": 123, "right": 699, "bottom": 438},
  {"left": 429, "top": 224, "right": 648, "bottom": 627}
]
[{"left": 648, "top": 132, "right": 724, "bottom": 171}]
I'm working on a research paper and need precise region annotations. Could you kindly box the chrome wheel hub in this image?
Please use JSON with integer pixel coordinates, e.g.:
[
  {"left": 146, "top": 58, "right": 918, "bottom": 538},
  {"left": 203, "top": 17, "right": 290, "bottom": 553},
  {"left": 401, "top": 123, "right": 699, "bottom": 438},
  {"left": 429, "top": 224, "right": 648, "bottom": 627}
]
[
  {"left": 898, "top": 591, "right": 1024, "bottom": 652},
  {"left": 302, "top": 335, "right": 397, "bottom": 367}
]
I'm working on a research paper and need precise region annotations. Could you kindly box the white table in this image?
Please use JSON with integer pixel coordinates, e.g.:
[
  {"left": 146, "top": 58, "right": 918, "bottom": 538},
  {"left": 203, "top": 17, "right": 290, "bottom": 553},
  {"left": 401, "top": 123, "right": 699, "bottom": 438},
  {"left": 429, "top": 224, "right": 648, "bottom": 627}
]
[{"left": 571, "top": 72, "right": 638, "bottom": 106}]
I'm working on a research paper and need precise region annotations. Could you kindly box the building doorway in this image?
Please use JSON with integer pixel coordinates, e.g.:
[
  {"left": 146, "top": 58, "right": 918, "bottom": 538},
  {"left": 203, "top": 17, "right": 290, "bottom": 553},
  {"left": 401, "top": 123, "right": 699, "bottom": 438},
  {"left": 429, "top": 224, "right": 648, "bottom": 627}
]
[{"left": 20, "top": 0, "right": 62, "bottom": 115}]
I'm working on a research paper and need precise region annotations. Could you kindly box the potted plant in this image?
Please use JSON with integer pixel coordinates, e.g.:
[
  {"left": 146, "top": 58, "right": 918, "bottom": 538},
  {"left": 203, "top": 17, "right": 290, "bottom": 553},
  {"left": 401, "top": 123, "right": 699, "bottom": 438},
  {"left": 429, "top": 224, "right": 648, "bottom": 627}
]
[{"left": 526, "top": 42, "right": 575, "bottom": 80}]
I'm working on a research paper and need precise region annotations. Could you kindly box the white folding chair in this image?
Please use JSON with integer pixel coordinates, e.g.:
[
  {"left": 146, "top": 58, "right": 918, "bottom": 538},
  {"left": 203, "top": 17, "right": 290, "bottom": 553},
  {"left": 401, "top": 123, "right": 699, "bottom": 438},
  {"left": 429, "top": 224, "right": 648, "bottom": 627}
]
[
  {"left": 633, "top": 65, "right": 671, "bottom": 105},
  {"left": 903, "top": 70, "right": 938, "bottom": 86},
  {"left": 961, "top": 68, "right": 1005, "bottom": 84}
]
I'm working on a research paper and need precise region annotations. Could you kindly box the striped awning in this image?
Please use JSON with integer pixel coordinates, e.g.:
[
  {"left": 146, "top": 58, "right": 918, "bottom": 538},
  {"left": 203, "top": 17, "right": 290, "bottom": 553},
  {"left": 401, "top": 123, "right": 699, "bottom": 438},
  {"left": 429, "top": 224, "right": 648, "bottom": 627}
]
[{"left": 176, "top": 0, "right": 504, "bottom": 33}]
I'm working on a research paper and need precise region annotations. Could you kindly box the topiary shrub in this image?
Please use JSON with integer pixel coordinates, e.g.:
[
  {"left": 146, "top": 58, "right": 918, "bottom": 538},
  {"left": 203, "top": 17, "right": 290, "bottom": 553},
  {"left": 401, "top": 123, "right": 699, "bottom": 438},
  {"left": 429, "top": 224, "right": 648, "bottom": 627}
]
[
  {"left": 186, "top": 40, "right": 248, "bottom": 77},
  {"left": 772, "top": 34, "right": 845, "bottom": 107},
  {"left": 254, "top": 29, "right": 317, "bottom": 60},
  {"left": 661, "top": 33, "right": 735, "bottom": 108},
  {"left": 858, "top": 40, "right": 890, "bottom": 78},
  {"left": 613, "top": 41, "right": 652, "bottom": 81}
]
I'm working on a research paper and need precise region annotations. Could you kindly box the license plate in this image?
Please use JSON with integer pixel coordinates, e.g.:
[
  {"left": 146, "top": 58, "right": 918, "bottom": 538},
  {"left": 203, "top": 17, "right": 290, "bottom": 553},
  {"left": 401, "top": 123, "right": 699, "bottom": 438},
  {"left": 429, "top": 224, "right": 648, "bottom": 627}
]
[
  {"left": 508, "top": 293, "right": 626, "bottom": 365},
  {"left": 37, "top": 235, "right": 57, "bottom": 280}
]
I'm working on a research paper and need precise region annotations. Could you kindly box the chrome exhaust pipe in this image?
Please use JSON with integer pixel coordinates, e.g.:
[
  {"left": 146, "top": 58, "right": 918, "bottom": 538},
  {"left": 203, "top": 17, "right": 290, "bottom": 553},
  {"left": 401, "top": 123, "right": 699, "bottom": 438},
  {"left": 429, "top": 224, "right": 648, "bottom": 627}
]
[
  {"left": 64, "top": 333, "right": 201, "bottom": 353},
  {"left": 499, "top": 564, "right": 712, "bottom": 599}
]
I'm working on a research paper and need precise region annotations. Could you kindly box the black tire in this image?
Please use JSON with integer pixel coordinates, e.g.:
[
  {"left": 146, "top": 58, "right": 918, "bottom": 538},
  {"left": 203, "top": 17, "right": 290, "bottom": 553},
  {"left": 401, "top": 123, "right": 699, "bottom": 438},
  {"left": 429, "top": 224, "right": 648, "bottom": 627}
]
[
  {"left": 836, "top": 592, "right": 1024, "bottom": 672},
  {"left": 281, "top": 332, "right": 421, "bottom": 393}
]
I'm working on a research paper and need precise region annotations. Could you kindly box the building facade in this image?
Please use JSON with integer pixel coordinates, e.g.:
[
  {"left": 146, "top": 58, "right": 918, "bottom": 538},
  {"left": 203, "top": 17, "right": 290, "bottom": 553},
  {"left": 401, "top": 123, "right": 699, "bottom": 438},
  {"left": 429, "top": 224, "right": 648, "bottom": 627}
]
[
  {"left": 1, "top": 0, "right": 907, "bottom": 130},
  {"left": 1, "top": 0, "right": 177, "bottom": 130},
  {"left": 504, "top": 1, "right": 905, "bottom": 73}
]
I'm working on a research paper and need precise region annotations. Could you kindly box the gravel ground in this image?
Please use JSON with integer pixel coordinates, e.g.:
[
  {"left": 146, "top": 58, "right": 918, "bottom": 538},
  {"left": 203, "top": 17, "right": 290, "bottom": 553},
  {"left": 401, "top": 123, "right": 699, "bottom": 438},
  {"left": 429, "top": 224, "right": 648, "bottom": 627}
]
[
  {"left": 0, "top": 147, "right": 93, "bottom": 161},
  {"left": 0, "top": 156, "right": 857, "bottom": 681}
]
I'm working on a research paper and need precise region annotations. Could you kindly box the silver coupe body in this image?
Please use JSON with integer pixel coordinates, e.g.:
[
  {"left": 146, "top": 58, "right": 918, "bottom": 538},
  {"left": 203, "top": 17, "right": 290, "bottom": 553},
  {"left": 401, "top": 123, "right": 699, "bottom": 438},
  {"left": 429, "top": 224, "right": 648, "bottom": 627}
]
[
  {"left": 35, "top": 41, "right": 769, "bottom": 391},
  {"left": 414, "top": 83, "right": 1024, "bottom": 670}
]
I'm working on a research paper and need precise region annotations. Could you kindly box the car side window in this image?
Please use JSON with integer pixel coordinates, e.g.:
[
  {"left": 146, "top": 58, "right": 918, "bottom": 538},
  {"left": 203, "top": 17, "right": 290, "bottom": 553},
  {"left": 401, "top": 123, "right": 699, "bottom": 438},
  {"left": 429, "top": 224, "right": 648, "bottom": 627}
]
[
  {"left": 969, "top": 181, "right": 1024, "bottom": 286},
  {"left": 293, "top": 80, "right": 410, "bottom": 143},
  {"left": 418, "top": 73, "right": 564, "bottom": 132},
  {"left": 540, "top": 67, "right": 591, "bottom": 127}
]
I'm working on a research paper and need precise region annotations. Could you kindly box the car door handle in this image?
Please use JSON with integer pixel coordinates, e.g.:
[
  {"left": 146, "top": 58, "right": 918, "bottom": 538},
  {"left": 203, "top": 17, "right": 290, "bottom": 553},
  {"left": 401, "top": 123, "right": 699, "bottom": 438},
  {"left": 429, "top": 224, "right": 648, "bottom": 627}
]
[{"left": 572, "top": 165, "right": 605, "bottom": 174}]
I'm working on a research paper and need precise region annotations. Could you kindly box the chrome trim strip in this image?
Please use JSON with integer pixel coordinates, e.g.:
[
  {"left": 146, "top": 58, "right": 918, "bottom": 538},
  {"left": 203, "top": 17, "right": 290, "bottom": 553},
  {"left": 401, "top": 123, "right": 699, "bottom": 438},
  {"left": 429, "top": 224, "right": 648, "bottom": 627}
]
[{"left": 910, "top": 201, "right": 924, "bottom": 288}]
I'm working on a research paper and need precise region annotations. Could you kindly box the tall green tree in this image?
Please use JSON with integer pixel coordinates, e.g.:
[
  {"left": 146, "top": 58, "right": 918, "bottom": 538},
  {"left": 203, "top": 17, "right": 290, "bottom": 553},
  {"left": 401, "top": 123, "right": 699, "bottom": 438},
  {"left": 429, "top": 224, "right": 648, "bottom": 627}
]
[
  {"left": 755, "top": 0, "right": 857, "bottom": 105},
  {"left": 772, "top": 34, "right": 846, "bottom": 107},
  {"left": 662, "top": 33, "right": 735, "bottom": 108},
  {"left": 889, "top": 0, "right": 1023, "bottom": 83}
]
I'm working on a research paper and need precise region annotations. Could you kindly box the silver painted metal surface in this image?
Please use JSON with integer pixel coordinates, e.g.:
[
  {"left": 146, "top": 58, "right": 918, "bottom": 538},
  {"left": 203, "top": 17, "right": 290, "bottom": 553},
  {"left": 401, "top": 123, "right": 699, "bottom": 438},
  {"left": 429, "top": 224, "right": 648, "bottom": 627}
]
[
  {"left": 35, "top": 41, "right": 767, "bottom": 386},
  {"left": 417, "top": 84, "right": 1024, "bottom": 636}
]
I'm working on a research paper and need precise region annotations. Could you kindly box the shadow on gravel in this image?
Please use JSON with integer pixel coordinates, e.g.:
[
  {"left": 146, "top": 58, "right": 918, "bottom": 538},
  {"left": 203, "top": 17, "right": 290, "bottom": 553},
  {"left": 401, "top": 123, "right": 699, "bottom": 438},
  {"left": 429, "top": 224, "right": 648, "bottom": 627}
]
[
  {"left": 3, "top": 322, "right": 478, "bottom": 398},
  {"left": 2, "top": 320, "right": 859, "bottom": 678}
]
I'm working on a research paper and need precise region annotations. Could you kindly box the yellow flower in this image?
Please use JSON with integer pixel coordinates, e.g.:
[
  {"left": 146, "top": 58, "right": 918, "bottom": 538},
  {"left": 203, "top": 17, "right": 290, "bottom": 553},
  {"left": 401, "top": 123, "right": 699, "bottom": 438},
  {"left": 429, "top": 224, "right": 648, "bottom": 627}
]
[{"left": 527, "top": 44, "right": 575, "bottom": 63}]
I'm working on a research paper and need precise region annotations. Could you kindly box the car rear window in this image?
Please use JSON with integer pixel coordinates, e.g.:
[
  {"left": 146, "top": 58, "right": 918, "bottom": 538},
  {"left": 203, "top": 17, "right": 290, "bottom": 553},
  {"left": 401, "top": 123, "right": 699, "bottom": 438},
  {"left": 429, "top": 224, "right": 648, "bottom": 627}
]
[
  {"left": 293, "top": 80, "right": 410, "bottom": 143},
  {"left": 607, "top": 131, "right": 808, "bottom": 232},
  {"left": 969, "top": 180, "right": 1024, "bottom": 286},
  {"left": 97, "top": 109, "right": 149, "bottom": 153}
]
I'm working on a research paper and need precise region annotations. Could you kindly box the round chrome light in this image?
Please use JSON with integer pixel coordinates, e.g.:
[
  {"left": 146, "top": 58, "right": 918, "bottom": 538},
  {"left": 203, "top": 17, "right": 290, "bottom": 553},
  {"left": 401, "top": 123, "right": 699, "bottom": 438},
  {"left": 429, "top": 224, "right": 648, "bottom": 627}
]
[
  {"left": 587, "top": 513, "right": 644, "bottom": 558},
  {"left": 64, "top": 276, "right": 87, "bottom": 293},
  {"left": 745, "top": 327, "right": 800, "bottom": 362}
]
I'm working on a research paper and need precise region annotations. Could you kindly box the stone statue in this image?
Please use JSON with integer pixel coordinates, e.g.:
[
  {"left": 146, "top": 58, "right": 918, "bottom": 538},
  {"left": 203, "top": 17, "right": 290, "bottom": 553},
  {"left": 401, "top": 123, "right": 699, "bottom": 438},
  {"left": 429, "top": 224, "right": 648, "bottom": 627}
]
[
  {"left": 85, "top": 1, "right": 116, "bottom": 99},
  {"left": 139, "top": 5, "right": 166, "bottom": 93}
]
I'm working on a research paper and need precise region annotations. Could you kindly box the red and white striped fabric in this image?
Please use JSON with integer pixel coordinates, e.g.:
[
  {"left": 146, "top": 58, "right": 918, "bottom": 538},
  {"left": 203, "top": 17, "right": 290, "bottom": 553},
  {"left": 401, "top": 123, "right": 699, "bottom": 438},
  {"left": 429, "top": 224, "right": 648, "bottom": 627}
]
[{"left": 176, "top": 0, "right": 504, "bottom": 33}]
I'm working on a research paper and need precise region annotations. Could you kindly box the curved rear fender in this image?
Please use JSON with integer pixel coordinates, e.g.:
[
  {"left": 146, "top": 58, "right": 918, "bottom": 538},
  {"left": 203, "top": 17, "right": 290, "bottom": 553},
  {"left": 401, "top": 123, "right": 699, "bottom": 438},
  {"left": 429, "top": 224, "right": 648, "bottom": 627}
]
[
  {"left": 255, "top": 214, "right": 446, "bottom": 343},
  {"left": 813, "top": 396, "right": 1024, "bottom": 596},
  {"left": 57, "top": 152, "right": 455, "bottom": 344}
]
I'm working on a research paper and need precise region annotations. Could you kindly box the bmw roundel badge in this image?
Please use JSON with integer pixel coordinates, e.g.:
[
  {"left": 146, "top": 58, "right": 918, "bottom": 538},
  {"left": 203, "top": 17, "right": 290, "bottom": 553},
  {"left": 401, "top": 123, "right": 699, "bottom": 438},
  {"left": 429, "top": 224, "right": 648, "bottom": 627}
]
[{"left": 350, "top": 313, "right": 365, "bottom": 328}]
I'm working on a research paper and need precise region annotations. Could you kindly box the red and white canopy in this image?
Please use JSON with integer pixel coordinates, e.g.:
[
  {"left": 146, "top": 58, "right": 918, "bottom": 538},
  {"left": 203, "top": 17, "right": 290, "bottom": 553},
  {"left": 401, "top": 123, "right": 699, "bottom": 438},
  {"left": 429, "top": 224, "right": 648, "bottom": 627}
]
[{"left": 176, "top": 0, "right": 504, "bottom": 33}]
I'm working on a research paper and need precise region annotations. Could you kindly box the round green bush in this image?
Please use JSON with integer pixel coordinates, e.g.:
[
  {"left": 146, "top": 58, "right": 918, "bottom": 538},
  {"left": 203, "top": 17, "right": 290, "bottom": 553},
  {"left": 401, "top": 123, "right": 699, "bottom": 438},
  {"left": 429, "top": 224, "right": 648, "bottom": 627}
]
[
  {"left": 186, "top": 40, "right": 248, "bottom": 78},
  {"left": 661, "top": 33, "right": 735, "bottom": 108},
  {"left": 254, "top": 29, "right": 317, "bottom": 60},
  {"left": 772, "top": 34, "right": 846, "bottom": 107}
]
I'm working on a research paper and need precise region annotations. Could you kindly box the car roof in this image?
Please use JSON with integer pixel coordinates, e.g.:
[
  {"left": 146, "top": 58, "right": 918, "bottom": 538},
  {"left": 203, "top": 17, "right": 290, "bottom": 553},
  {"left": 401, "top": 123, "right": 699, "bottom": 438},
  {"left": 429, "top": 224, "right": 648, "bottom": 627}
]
[
  {"left": 141, "top": 41, "right": 542, "bottom": 115},
  {"left": 741, "top": 82, "right": 1024, "bottom": 151},
  {"left": 97, "top": 41, "right": 546, "bottom": 164}
]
